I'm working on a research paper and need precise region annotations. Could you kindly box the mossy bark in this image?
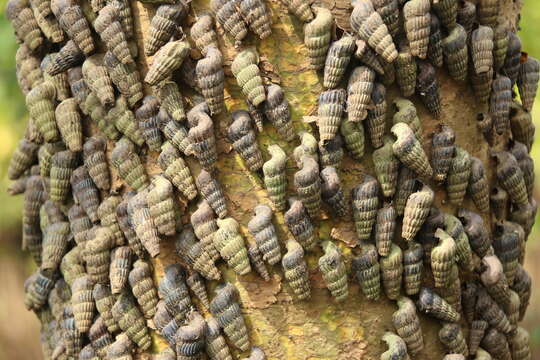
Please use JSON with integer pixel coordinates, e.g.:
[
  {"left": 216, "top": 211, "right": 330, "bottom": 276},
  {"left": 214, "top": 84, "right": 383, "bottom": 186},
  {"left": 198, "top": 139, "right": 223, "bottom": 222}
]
[{"left": 111, "top": 0, "right": 524, "bottom": 359}]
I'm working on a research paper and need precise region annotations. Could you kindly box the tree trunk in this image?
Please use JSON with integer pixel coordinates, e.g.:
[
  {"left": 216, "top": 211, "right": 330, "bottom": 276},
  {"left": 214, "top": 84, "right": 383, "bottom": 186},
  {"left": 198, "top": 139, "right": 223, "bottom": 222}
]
[{"left": 9, "top": 0, "right": 535, "bottom": 359}]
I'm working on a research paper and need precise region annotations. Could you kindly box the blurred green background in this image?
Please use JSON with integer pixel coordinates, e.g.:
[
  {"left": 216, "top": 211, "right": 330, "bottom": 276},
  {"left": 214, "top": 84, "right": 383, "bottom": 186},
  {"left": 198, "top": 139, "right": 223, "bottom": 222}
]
[
  {"left": 1, "top": 1, "right": 540, "bottom": 359},
  {"left": 0, "top": 0, "right": 43, "bottom": 359}
]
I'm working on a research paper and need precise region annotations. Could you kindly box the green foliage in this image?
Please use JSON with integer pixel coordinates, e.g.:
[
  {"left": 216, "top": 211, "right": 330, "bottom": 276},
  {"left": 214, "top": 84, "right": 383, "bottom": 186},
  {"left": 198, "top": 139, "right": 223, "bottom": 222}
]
[
  {"left": 520, "top": 2, "right": 540, "bottom": 61},
  {"left": 522, "top": 7, "right": 540, "bottom": 242},
  {"left": 0, "top": 5, "right": 30, "bottom": 229}
]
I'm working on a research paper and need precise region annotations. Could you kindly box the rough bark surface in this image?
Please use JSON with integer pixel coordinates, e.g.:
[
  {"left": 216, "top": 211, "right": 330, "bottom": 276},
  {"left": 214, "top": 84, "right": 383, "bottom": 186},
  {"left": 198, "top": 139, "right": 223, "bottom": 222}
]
[
  {"left": 9, "top": 0, "right": 530, "bottom": 358},
  {"left": 120, "top": 0, "right": 523, "bottom": 359}
]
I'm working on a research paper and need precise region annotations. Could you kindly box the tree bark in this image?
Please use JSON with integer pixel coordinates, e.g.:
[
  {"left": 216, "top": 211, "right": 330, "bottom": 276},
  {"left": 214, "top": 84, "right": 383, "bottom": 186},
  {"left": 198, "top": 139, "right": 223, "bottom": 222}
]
[
  {"left": 10, "top": 0, "right": 532, "bottom": 359},
  {"left": 133, "top": 0, "right": 522, "bottom": 359}
]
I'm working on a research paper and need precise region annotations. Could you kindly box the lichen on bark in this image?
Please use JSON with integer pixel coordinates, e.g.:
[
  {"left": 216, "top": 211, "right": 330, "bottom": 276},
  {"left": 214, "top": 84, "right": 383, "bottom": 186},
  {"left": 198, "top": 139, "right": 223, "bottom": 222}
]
[{"left": 128, "top": 1, "right": 522, "bottom": 359}]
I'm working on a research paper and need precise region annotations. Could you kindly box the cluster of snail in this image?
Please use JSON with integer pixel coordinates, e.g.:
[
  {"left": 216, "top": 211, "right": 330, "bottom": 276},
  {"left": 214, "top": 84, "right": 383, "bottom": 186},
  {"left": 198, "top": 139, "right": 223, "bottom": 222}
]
[{"left": 5, "top": 0, "right": 539, "bottom": 358}]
